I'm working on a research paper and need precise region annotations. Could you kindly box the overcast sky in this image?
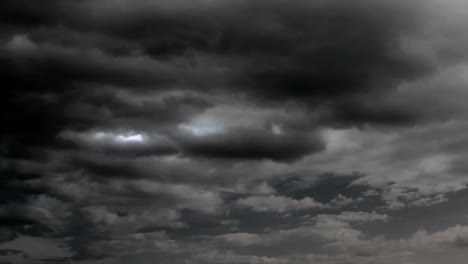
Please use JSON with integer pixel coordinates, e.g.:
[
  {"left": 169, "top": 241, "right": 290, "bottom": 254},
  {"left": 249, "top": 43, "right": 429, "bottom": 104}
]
[{"left": 2, "top": 0, "right": 468, "bottom": 263}]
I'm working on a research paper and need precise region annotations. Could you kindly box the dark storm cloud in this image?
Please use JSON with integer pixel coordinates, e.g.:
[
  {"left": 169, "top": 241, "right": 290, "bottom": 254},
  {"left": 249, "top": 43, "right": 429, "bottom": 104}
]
[
  {"left": 137, "top": 1, "right": 428, "bottom": 104},
  {"left": 0, "top": 0, "right": 63, "bottom": 26},
  {"left": 0, "top": 0, "right": 436, "bottom": 164},
  {"left": 179, "top": 127, "right": 324, "bottom": 161},
  {"left": 3, "top": 0, "right": 468, "bottom": 263},
  {"left": 0, "top": 161, "right": 49, "bottom": 205},
  {"left": 2, "top": 0, "right": 434, "bottom": 96},
  {"left": 1, "top": 37, "right": 173, "bottom": 89}
]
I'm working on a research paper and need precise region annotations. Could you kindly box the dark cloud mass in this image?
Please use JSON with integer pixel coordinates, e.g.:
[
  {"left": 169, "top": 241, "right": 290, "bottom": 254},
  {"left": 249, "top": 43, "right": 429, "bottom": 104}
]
[{"left": 2, "top": 0, "right": 468, "bottom": 263}]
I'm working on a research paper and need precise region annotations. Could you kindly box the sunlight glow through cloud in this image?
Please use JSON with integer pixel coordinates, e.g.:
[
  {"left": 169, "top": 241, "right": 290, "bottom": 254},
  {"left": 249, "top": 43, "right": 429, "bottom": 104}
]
[
  {"left": 94, "top": 132, "right": 146, "bottom": 143},
  {"left": 179, "top": 124, "right": 224, "bottom": 137}
]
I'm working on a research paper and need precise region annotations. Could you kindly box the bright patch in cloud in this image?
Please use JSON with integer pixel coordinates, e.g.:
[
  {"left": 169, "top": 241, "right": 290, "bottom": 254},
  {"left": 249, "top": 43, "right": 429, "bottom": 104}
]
[
  {"left": 93, "top": 132, "right": 146, "bottom": 143},
  {"left": 179, "top": 124, "right": 224, "bottom": 137}
]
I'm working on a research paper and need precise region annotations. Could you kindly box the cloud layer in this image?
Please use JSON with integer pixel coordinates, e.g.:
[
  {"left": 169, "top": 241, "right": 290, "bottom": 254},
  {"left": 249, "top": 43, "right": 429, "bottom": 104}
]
[{"left": 2, "top": 0, "right": 468, "bottom": 263}]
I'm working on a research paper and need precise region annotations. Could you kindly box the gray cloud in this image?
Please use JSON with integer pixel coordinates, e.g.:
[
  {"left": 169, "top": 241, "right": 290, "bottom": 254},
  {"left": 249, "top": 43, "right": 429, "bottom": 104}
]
[{"left": 3, "top": 0, "right": 468, "bottom": 263}]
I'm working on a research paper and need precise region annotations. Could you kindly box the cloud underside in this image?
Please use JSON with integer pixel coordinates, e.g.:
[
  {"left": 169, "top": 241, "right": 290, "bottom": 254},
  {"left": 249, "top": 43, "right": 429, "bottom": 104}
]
[{"left": 2, "top": 0, "right": 468, "bottom": 263}]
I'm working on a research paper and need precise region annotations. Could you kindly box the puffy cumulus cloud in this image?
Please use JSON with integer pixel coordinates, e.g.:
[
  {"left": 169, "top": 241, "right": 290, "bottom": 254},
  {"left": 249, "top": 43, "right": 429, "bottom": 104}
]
[
  {"left": 298, "top": 121, "right": 468, "bottom": 207},
  {"left": 86, "top": 231, "right": 180, "bottom": 258},
  {"left": 313, "top": 211, "right": 389, "bottom": 224},
  {"left": 3, "top": 0, "right": 468, "bottom": 263},
  {"left": 212, "top": 215, "right": 367, "bottom": 249},
  {"left": 214, "top": 232, "right": 264, "bottom": 247},
  {"left": 46, "top": 174, "right": 223, "bottom": 226},
  {"left": 81, "top": 206, "right": 120, "bottom": 226},
  {"left": 115, "top": 179, "right": 224, "bottom": 214},
  {"left": 191, "top": 249, "right": 289, "bottom": 264},
  {"left": 80, "top": 205, "right": 184, "bottom": 230},
  {"left": 204, "top": 223, "right": 468, "bottom": 264},
  {"left": 380, "top": 188, "right": 449, "bottom": 210},
  {"left": 408, "top": 225, "right": 468, "bottom": 248},
  {"left": 236, "top": 195, "right": 324, "bottom": 213}
]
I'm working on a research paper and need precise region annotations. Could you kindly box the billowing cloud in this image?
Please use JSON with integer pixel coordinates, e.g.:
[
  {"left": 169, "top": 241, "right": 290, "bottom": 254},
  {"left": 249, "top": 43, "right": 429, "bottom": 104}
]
[
  {"left": 3, "top": 0, "right": 468, "bottom": 263},
  {"left": 236, "top": 195, "right": 324, "bottom": 213}
]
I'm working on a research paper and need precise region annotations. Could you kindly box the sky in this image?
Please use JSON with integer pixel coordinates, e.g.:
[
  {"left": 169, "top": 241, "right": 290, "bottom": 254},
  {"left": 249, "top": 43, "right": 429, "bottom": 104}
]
[{"left": 2, "top": 0, "right": 468, "bottom": 263}]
